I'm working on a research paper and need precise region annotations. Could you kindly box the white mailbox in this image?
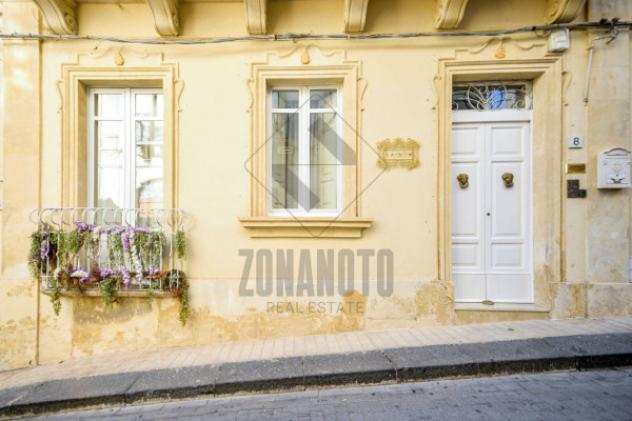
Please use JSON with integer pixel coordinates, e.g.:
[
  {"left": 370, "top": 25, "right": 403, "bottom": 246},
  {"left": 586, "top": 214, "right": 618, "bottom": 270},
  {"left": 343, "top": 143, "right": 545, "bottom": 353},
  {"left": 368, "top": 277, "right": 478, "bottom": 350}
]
[{"left": 598, "top": 148, "right": 632, "bottom": 189}]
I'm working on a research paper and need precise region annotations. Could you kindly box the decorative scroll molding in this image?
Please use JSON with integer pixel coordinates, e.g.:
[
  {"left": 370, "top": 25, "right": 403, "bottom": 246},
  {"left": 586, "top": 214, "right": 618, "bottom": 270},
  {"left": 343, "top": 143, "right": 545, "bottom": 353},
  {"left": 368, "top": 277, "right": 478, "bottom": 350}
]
[
  {"left": 244, "top": 0, "right": 266, "bottom": 35},
  {"left": 434, "top": 0, "right": 470, "bottom": 29},
  {"left": 344, "top": 0, "right": 369, "bottom": 33},
  {"left": 546, "top": 0, "right": 586, "bottom": 23},
  {"left": 33, "top": 0, "right": 77, "bottom": 35},
  {"left": 147, "top": 0, "right": 179, "bottom": 37}
]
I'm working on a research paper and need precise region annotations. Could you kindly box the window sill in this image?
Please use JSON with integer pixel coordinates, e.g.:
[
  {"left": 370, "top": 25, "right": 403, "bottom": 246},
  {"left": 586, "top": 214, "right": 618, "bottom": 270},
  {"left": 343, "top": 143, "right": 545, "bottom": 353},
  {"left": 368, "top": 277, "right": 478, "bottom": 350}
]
[
  {"left": 239, "top": 217, "right": 374, "bottom": 238},
  {"left": 41, "top": 288, "right": 175, "bottom": 299}
]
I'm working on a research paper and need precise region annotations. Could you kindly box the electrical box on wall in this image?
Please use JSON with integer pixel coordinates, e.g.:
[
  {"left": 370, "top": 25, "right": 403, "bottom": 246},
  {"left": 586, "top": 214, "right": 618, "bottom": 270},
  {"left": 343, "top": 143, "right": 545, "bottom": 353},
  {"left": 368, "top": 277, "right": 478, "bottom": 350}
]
[
  {"left": 598, "top": 148, "right": 632, "bottom": 189},
  {"left": 548, "top": 28, "right": 570, "bottom": 53}
]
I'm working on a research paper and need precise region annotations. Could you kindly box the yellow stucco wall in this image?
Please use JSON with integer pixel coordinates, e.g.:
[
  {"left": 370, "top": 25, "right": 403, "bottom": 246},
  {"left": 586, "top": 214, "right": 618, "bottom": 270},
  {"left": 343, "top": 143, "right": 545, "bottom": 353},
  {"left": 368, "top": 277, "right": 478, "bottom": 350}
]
[{"left": 2, "top": 0, "right": 632, "bottom": 370}]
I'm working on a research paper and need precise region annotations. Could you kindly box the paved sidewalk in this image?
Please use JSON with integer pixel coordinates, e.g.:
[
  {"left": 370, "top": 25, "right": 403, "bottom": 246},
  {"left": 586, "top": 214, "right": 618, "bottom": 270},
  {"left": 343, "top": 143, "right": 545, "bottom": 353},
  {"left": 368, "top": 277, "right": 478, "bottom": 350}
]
[{"left": 1, "top": 317, "right": 632, "bottom": 416}]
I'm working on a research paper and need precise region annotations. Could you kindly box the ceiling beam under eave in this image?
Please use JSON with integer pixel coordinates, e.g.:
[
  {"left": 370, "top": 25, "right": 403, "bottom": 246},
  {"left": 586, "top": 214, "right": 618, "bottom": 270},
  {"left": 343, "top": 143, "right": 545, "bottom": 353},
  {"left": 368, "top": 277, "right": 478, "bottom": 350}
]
[
  {"left": 147, "top": 0, "right": 179, "bottom": 37},
  {"left": 245, "top": 0, "right": 266, "bottom": 35},
  {"left": 546, "top": 0, "right": 586, "bottom": 23},
  {"left": 344, "top": 0, "right": 369, "bottom": 33},
  {"left": 33, "top": 0, "right": 77, "bottom": 35},
  {"left": 434, "top": 0, "right": 470, "bottom": 29}
]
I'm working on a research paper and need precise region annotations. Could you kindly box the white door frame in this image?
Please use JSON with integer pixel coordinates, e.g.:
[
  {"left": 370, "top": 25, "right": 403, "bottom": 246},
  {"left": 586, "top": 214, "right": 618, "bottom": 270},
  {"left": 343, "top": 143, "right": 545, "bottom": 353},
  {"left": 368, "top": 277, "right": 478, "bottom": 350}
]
[{"left": 451, "top": 109, "right": 533, "bottom": 304}]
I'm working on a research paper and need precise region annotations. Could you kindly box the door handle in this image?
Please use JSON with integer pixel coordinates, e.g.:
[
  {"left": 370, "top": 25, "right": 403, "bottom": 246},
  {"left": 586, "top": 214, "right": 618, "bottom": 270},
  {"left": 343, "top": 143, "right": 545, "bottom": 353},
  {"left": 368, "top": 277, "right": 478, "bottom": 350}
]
[
  {"left": 502, "top": 172, "right": 514, "bottom": 188},
  {"left": 456, "top": 173, "right": 469, "bottom": 189}
]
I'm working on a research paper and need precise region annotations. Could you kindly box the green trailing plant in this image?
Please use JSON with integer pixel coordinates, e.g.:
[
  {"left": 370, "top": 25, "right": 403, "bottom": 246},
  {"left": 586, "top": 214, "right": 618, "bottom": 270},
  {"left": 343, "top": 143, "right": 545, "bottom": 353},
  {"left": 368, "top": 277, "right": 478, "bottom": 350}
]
[
  {"left": 51, "top": 269, "right": 70, "bottom": 315},
  {"left": 66, "top": 229, "right": 87, "bottom": 256},
  {"left": 108, "top": 232, "right": 124, "bottom": 268},
  {"left": 51, "top": 279, "right": 62, "bottom": 315},
  {"left": 169, "top": 269, "right": 190, "bottom": 325},
  {"left": 28, "top": 223, "right": 189, "bottom": 324},
  {"left": 136, "top": 231, "right": 165, "bottom": 270},
  {"left": 28, "top": 231, "right": 43, "bottom": 278},
  {"left": 175, "top": 230, "right": 186, "bottom": 259},
  {"left": 100, "top": 276, "right": 120, "bottom": 308}
]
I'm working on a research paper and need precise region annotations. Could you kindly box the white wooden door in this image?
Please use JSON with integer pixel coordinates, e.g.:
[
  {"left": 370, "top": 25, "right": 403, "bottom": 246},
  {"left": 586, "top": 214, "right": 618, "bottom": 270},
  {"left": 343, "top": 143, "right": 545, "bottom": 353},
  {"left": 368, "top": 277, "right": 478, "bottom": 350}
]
[{"left": 451, "top": 110, "right": 533, "bottom": 304}]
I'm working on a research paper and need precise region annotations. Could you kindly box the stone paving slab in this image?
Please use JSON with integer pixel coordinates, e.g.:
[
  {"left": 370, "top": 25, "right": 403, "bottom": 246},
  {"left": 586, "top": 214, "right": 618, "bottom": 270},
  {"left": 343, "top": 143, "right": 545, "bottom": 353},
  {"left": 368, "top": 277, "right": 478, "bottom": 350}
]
[{"left": 0, "top": 317, "right": 631, "bottom": 417}]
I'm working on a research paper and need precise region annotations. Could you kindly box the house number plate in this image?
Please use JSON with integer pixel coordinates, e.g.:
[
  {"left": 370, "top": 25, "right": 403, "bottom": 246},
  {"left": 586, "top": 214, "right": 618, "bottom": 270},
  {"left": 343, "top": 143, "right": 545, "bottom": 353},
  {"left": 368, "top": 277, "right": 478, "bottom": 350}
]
[{"left": 377, "top": 138, "right": 420, "bottom": 170}]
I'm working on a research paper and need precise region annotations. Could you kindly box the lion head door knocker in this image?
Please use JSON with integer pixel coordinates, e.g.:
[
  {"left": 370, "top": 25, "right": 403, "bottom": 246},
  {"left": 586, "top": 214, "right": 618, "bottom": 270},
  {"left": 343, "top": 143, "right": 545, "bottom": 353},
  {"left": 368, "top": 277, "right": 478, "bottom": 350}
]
[
  {"left": 457, "top": 173, "right": 469, "bottom": 189},
  {"left": 502, "top": 172, "right": 514, "bottom": 188}
]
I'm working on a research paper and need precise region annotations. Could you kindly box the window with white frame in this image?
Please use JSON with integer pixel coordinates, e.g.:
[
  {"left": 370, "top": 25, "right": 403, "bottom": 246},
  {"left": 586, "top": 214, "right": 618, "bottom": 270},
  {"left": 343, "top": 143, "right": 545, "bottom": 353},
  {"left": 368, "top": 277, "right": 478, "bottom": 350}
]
[
  {"left": 268, "top": 86, "right": 342, "bottom": 216},
  {"left": 88, "top": 88, "right": 164, "bottom": 210}
]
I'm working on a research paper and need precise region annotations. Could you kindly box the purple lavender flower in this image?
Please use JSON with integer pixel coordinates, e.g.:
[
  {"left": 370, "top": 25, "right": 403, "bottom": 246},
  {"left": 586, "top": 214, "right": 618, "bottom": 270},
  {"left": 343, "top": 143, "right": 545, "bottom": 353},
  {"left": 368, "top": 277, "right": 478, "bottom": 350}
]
[
  {"left": 121, "top": 268, "right": 131, "bottom": 287},
  {"left": 100, "top": 267, "right": 114, "bottom": 279},
  {"left": 121, "top": 231, "right": 131, "bottom": 252},
  {"left": 74, "top": 220, "right": 95, "bottom": 233},
  {"left": 40, "top": 236, "right": 50, "bottom": 260}
]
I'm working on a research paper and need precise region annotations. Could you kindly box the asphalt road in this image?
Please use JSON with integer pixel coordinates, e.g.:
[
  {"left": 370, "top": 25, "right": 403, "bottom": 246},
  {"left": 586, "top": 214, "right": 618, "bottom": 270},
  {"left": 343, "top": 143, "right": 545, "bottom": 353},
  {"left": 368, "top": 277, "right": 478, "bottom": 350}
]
[{"left": 26, "top": 367, "right": 632, "bottom": 420}]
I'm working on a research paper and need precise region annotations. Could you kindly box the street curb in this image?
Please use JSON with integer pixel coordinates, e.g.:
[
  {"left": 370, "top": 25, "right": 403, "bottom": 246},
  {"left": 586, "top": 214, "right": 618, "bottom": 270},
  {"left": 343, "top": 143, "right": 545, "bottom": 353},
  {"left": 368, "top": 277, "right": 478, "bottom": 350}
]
[{"left": 1, "top": 333, "right": 631, "bottom": 417}]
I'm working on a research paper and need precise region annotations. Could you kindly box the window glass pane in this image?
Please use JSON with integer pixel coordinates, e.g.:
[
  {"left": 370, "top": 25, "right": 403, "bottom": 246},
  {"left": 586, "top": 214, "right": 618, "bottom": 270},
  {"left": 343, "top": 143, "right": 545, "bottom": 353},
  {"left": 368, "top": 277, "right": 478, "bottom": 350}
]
[
  {"left": 136, "top": 167, "right": 163, "bottom": 211},
  {"left": 271, "top": 112, "right": 299, "bottom": 209},
  {"left": 309, "top": 112, "right": 338, "bottom": 210},
  {"left": 96, "top": 120, "right": 124, "bottom": 209},
  {"left": 272, "top": 90, "right": 299, "bottom": 109},
  {"left": 95, "top": 94, "right": 123, "bottom": 118},
  {"left": 96, "top": 120, "right": 123, "bottom": 149},
  {"left": 135, "top": 121, "right": 164, "bottom": 143},
  {"left": 309, "top": 89, "right": 337, "bottom": 109},
  {"left": 452, "top": 82, "right": 531, "bottom": 111},
  {"left": 97, "top": 167, "right": 124, "bottom": 209},
  {"left": 135, "top": 93, "right": 163, "bottom": 117},
  {"left": 136, "top": 144, "right": 162, "bottom": 163}
]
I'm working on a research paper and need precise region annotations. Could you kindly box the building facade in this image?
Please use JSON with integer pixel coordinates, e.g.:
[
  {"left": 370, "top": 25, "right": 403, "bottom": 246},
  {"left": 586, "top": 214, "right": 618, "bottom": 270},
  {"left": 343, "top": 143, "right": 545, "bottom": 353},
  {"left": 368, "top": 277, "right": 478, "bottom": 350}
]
[{"left": 1, "top": 0, "right": 632, "bottom": 370}]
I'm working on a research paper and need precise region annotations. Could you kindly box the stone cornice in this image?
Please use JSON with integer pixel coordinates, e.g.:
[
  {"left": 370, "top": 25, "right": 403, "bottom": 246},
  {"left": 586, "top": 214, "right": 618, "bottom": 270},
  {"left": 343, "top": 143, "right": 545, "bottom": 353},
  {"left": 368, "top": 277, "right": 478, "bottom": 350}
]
[
  {"left": 434, "top": 0, "right": 470, "bottom": 29},
  {"left": 33, "top": 0, "right": 77, "bottom": 35},
  {"left": 547, "top": 0, "right": 586, "bottom": 23},
  {"left": 147, "top": 0, "right": 179, "bottom": 36},
  {"left": 244, "top": 0, "right": 266, "bottom": 35},
  {"left": 344, "top": 0, "right": 369, "bottom": 33}
]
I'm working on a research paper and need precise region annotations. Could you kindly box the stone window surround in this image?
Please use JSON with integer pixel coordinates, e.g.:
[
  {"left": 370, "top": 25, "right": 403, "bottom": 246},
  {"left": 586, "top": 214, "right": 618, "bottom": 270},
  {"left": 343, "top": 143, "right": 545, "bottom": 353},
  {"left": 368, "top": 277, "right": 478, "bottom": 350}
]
[
  {"left": 437, "top": 58, "right": 563, "bottom": 312},
  {"left": 240, "top": 64, "right": 373, "bottom": 238},
  {"left": 60, "top": 65, "right": 178, "bottom": 209}
]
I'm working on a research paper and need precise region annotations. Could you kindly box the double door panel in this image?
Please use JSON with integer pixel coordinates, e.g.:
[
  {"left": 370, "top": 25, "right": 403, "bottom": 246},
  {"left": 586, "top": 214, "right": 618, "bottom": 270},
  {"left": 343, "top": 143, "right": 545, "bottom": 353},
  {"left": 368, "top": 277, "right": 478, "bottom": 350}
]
[{"left": 451, "top": 115, "right": 533, "bottom": 303}]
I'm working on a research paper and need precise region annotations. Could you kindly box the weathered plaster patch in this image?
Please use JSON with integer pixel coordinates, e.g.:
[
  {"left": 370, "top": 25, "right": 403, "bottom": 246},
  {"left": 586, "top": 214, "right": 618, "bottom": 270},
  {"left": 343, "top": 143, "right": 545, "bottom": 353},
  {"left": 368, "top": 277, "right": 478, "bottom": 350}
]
[
  {"left": 415, "top": 281, "right": 455, "bottom": 324},
  {"left": 550, "top": 282, "right": 586, "bottom": 319},
  {"left": 71, "top": 298, "right": 158, "bottom": 357},
  {"left": 0, "top": 317, "right": 37, "bottom": 370},
  {"left": 587, "top": 283, "right": 632, "bottom": 317},
  {"left": 455, "top": 310, "right": 548, "bottom": 324}
]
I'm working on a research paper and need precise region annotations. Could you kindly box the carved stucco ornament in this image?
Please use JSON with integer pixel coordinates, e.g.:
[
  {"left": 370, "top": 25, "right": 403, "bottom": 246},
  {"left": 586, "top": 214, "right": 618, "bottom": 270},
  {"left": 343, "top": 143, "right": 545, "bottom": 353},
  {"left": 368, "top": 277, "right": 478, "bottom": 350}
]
[
  {"left": 377, "top": 138, "right": 420, "bottom": 170},
  {"left": 147, "top": 0, "right": 179, "bottom": 37},
  {"left": 33, "top": 0, "right": 77, "bottom": 35},
  {"left": 546, "top": 0, "right": 586, "bottom": 24},
  {"left": 434, "top": 0, "right": 470, "bottom": 29},
  {"left": 244, "top": 0, "right": 267, "bottom": 35},
  {"left": 344, "top": 0, "right": 369, "bottom": 33}
]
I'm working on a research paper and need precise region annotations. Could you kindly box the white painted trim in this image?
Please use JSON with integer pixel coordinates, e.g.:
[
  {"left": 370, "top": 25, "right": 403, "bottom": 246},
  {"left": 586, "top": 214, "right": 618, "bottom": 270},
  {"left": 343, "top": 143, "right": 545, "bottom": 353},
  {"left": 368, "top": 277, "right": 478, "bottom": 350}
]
[
  {"left": 452, "top": 109, "right": 532, "bottom": 123},
  {"left": 87, "top": 87, "right": 164, "bottom": 209}
]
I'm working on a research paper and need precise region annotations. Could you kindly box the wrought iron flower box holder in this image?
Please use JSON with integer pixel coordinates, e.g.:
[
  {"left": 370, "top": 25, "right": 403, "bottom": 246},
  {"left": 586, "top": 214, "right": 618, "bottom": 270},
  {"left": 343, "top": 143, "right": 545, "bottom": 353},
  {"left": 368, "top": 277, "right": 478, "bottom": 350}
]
[{"left": 30, "top": 208, "right": 189, "bottom": 300}]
